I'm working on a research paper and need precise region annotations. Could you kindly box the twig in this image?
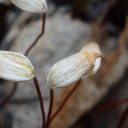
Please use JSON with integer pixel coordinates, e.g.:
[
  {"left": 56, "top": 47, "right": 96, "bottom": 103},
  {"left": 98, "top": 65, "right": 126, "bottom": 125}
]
[
  {"left": 33, "top": 77, "right": 46, "bottom": 128},
  {"left": 49, "top": 79, "right": 81, "bottom": 127},
  {"left": 46, "top": 89, "right": 54, "bottom": 128},
  {"left": 116, "top": 106, "right": 128, "bottom": 128}
]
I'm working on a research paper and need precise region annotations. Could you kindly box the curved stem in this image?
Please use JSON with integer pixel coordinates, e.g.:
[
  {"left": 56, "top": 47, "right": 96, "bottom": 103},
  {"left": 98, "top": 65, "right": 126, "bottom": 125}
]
[
  {"left": 46, "top": 89, "right": 54, "bottom": 128},
  {"left": 49, "top": 79, "right": 81, "bottom": 126},
  {"left": 33, "top": 77, "right": 46, "bottom": 128},
  {"left": 0, "top": 83, "right": 17, "bottom": 107},
  {"left": 116, "top": 106, "right": 128, "bottom": 128},
  {"left": 30, "top": 14, "right": 46, "bottom": 128},
  {"left": 25, "top": 13, "right": 46, "bottom": 56}
]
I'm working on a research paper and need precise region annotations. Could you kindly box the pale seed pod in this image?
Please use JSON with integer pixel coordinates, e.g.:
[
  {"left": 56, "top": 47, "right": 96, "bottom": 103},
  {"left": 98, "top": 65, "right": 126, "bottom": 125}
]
[
  {"left": 0, "top": 51, "right": 35, "bottom": 82},
  {"left": 11, "top": 0, "right": 48, "bottom": 13},
  {"left": 47, "top": 42, "right": 102, "bottom": 89}
]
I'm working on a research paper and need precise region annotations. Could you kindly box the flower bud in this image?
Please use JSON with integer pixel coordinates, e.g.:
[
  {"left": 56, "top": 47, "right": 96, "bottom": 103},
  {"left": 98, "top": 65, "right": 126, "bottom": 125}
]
[
  {"left": 0, "top": 51, "right": 35, "bottom": 82},
  {"left": 47, "top": 42, "right": 101, "bottom": 89},
  {"left": 11, "top": 0, "right": 48, "bottom": 13}
]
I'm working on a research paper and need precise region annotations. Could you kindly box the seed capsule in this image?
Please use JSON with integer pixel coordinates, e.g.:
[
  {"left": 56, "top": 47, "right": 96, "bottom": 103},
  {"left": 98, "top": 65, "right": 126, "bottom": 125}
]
[
  {"left": 0, "top": 51, "right": 35, "bottom": 82},
  {"left": 47, "top": 42, "right": 102, "bottom": 89},
  {"left": 11, "top": 0, "right": 48, "bottom": 13}
]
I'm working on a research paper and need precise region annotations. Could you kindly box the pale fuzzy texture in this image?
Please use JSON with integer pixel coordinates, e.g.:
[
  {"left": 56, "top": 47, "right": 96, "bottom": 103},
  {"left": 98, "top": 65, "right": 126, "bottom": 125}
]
[
  {"left": 0, "top": 51, "right": 35, "bottom": 82},
  {"left": 47, "top": 52, "right": 101, "bottom": 89},
  {"left": 11, "top": 0, "right": 48, "bottom": 13}
]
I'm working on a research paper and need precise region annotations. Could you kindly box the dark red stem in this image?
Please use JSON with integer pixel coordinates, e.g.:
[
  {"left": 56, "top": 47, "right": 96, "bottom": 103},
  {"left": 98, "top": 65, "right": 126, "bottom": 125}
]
[
  {"left": 33, "top": 77, "right": 46, "bottom": 128},
  {"left": 49, "top": 79, "right": 81, "bottom": 126},
  {"left": 25, "top": 13, "right": 46, "bottom": 56},
  {"left": 46, "top": 89, "right": 54, "bottom": 128}
]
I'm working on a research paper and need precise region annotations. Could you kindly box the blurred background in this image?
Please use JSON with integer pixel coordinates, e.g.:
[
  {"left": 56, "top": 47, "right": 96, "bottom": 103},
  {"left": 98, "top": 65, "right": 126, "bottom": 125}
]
[{"left": 0, "top": 0, "right": 128, "bottom": 128}]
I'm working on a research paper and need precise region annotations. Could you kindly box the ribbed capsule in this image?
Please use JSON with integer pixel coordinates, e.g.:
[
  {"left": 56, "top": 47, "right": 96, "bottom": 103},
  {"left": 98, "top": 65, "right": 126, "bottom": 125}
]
[
  {"left": 47, "top": 42, "right": 102, "bottom": 89},
  {"left": 11, "top": 0, "right": 48, "bottom": 13},
  {"left": 0, "top": 51, "right": 35, "bottom": 82}
]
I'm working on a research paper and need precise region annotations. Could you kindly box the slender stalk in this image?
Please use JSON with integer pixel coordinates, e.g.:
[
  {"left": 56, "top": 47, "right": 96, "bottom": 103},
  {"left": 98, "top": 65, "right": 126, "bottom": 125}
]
[
  {"left": 49, "top": 79, "right": 81, "bottom": 126},
  {"left": 0, "top": 83, "right": 17, "bottom": 107},
  {"left": 30, "top": 14, "right": 46, "bottom": 128},
  {"left": 33, "top": 77, "right": 46, "bottom": 128},
  {"left": 116, "top": 106, "right": 128, "bottom": 128},
  {"left": 25, "top": 13, "right": 46, "bottom": 56},
  {"left": 46, "top": 89, "right": 54, "bottom": 128}
]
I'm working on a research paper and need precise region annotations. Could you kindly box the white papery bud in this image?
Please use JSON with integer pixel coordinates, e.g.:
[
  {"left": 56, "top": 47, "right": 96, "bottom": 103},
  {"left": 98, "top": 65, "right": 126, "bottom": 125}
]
[
  {"left": 11, "top": 0, "right": 48, "bottom": 13},
  {"left": 47, "top": 42, "right": 102, "bottom": 89},
  {"left": 0, "top": 51, "right": 35, "bottom": 82}
]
